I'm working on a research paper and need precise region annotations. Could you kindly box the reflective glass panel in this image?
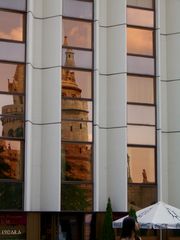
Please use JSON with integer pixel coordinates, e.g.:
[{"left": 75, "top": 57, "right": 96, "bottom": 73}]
[
  {"left": 0, "top": 182, "right": 22, "bottom": 210},
  {"left": 128, "top": 184, "right": 157, "bottom": 209},
  {"left": 127, "top": 28, "right": 154, "bottom": 56},
  {"left": 61, "top": 183, "right": 93, "bottom": 211},
  {"left": 128, "top": 147, "right": 155, "bottom": 183},
  {"left": 0, "top": 115, "right": 24, "bottom": 138},
  {"left": 127, "top": 8, "right": 154, "bottom": 27},
  {"left": 127, "top": 75, "right": 154, "bottom": 104},
  {"left": 61, "top": 143, "right": 92, "bottom": 181},
  {"left": 0, "top": 94, "right": 24, "bottom": 115},
  {"left": 63, "top": 19, "right": 92, "bottom": 49},
  {"left": 0, "top": 63, "right": 25, "bottom": 93},
  {"left": 62, "top": 100, "right": 92, "bottom": 121},
  {"left": 127, "top": 104, "right": 155, "bottom": 125},
  {"left": 0, "top": 139, "right": 24, "bottom": 180},
  {"left": 127, "top": 55, "right": 154, "bottom": 75},
  {"left": 0, "top": 42, "right": 25, "bottom": 62},
  {"left": 62, "top": 121, "right": 92, "bottom": 142},
  {"left": 62, "top": 69, "right": 92, "bottom": 99},
  {"left": 128, "top": 125, "right": 155, "bottom": 145},
  {"left": 0, "top": 11, "right": 24, "bottom": 41},
  {"left": 62, "top": 48, "right": 92, "bottom": 69},
  {"left": 0, "top": 0, "right": 26, "bottom": 11},
  {"left": 63, "top": 0, "right": 93, "bottom": 19},
  {"left": 127, "top": 0, "right": 154, "bottom": 9}
]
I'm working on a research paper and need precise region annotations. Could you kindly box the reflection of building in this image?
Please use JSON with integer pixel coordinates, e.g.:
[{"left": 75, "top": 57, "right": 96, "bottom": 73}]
[
  {"left": 0, "top": 65, "right": 24, "bottom": 180},
  {"left": 0, "top": 140, "right": 20, "bottom": 179},
  {"left": 1, "top": 64, "right": 24, "bottom": 138},
  {"left": 61, "top": 37, "right": 91, "bottom": 181}
]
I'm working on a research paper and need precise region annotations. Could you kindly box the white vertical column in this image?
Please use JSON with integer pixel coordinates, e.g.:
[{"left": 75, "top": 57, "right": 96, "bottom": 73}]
[{"left": 25, "top": 0, "right": 62, "bottom": 211}]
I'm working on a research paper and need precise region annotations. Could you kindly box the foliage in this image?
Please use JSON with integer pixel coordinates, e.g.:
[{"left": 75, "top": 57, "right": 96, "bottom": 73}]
[
  {"left": 101, "top": 198, "right": 115, "bottom": 240},
  {"left": 0, "top": 183, "right": 22, "bottom": 210},
  {"left": 61, "top": 184, "right": 90, "bottom": 211},
  {"left": 0, "top": 145, "right": 12, "bottom": 178},
  {"left": 129, "top": 207, "right": 137, "bottom": 221}
]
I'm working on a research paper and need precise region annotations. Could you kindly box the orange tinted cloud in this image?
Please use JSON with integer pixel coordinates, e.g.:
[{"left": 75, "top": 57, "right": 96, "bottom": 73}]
[
  {"left": 0, "top": 27, "right": 22, "bottom": 41},
  {"left": 127, "top": 28, "right": 153, "bottom": 55}
]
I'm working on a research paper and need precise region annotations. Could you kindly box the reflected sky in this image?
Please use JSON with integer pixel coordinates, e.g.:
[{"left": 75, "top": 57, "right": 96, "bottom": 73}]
[
  {"left": 128, "top": 104, "right": 155, "bottom": 125},
  {"left": 127, "top": 28, "right": 153, "bottom": 56},
  {"left": 62, "top": 48, "right": 92, "bottom": 69},
  {"left": 127, "top": 75, "right": 154, "bottom": 104},
  {"left": 0, "top": 0, "right": 26, "bottom": 11},
  {"left": 127, "top": 55, "right": 154, "bottom": 75},
  {"left": 0, "top": 42, "right": 25, "bottom": 62},
  {"left": 128, "top": 125, "right": 155, "bottom": 145},
  {"left": 63, "top": 0, "right": 93, "bottom": 19},
  {"left": 127, "top": 0, "right": 153, "bottom": 9},
  {"left": 0, "top": 11, "right": 23, "bottom": 41},
  {"left": 63, "top": 19, "right": 92, "bottom": 49},
  {"left": 0, "top": 63, "right": 24, "bottom": 93},
  {"left": 128, "top": 147, "right": 155, "bottom": 183},
  {"left": 127, "top": 8, "right": 154, "bottom": 27}
]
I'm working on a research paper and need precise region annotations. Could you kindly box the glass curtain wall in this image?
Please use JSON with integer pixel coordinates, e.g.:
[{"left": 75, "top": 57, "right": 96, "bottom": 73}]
[
  {"left": 0, "top": 0, "right": 26, "bottom": 210},
  {"left": 61, "top": 0, "right": 94, "bottom": 211},
  {"left": 127, "top": 0, "right": 157, "bottom": 209}
]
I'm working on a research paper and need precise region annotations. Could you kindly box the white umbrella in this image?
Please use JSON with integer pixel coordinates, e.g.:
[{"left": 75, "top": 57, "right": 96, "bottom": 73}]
[{"left": 113, "top": 201, "right": 180, "bottom": 229}]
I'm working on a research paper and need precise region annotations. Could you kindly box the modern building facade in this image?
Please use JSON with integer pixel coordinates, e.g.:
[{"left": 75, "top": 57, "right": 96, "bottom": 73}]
[{"left": 0, "top": 0, "right": 180, "bottom": 221}]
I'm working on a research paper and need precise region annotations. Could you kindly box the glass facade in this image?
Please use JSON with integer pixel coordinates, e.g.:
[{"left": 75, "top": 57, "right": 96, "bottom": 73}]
[
  {"left": 61, "top": 0, "right": 94, "bottom": 211},
  {"left": 127, "top": 0, "right": 157, "bottom": 209},
  {"left": 0, "top": 2, "right": 26, "bottom": 210}
]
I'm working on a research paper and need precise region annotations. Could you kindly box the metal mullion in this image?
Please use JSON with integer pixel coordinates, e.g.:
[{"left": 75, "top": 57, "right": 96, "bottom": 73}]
[
  {"left": 62, "top": 45, "right": 92, "bottom": 52},
  {"left": 127, "top": 102, "right": 156, "bottom": 107},
  {"left": 63, "top": 15, "right": 93, "bottom": 23},
  {"left": 127, "top": 24, "right": 155, "bottom": 31},
  {"left": 0, "top": 8, "right": 27, "bottom": 14},
  {"left": 127, "top": 53, "right": 155, "bottom": 59}
]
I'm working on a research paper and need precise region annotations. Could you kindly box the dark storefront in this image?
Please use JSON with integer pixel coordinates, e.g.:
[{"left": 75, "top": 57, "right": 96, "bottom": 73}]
[{"left": 0, "top": 214, "right": 26, "bottom": 240}]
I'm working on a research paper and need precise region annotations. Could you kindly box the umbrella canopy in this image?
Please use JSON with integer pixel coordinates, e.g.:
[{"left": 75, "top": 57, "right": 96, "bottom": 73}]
[{"left": 113, "top": 201, "right": 180, "bottom": 229}]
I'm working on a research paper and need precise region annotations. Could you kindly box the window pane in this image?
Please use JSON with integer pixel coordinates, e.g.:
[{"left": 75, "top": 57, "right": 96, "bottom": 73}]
[
  {"left": 127, "top": 8, "right": 154, "bottom": 27},
  {"left": 127, "top": 75, "right": 154, "bottom": 104},
  {"left": 0, "top": 139, "right": 24, "bottom": 180},
  {"left": 127, "top": 55, "right": 154, "bottom": 75},
  {"left": 0, "top": 115, "right": 24, "bottom": 138},
  {"left": 62, "top": 121, "right": 92, "bottom": 142},
  {"left": 0, "top": 0, "right": 26, "bottom": 11},
  {"left": 61, "top": 183, "right": 93, "bottom": 211},
  {"left": 127, "top": 105, "right": 155, "bottom": 125},
  {"left": 128, "top": 147, "right": 155, "bottom": 183},
  {"left": 63, "top": 0, "right": 93, "bottom": 19},
  {"left": 0, "top": 182, "right": 23, "bottom": 210},
  {"left": 0, "top": 42, "right": 25, "bottom": 62},
  {"left": 0, "top": 94, "right": 24, "bottom": 115},
  {"left": 63, "top": 19, "right": 92, "bottom": 49},
  {"left": 62, "top": 100, "right": 92, "bottom": 121},
  {"left": 127, "top": 0, "right": 154, "bottom": 9},
  {"left": 128, "top": 184, "right": 157, "bottom": 209},
  {"left": 62, "top": 69, "right": 92, "bottom": 99},
  {"left": 127, "top": 28, "right": 154, "bottom": 56},
  {"left": 128, "top": 125, "right": 155, "bottom": 145},
  {"left": 0, "top": 11, "right": 24, "bottom": 41},
  {"left": 62, "top": 48, "right": 92, "bottom": 69},
  {"left": 62, "top": 143, "right": 92, "bottom": 181},
  {"left": 0, "top": 63, "right": 25, "bottom": 93}
]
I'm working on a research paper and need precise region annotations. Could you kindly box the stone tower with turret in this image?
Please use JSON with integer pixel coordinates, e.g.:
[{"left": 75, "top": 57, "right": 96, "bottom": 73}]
[
  {"left": 0, "top": 64, "right": 24, "bottom": 179},
  {"left": 61, "top": 37, "right": 91, "bottom": 181}
]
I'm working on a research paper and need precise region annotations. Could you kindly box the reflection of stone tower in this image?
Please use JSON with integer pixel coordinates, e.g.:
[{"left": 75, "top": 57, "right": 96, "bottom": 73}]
[
  {"left": 0, "top": 140, "right": 20, "bottom": 179},
  {"left": 127, "top": 154, "right": 132, "bottom": 183},
  {"left": 0, "top": 65, "right": 24, "bottom": 180},
  {"left": 1, "top": 64, "right": 24, "bottom": 138},
  {"left": 62, "top": 37, "right": 91, "bottom": 181}
]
